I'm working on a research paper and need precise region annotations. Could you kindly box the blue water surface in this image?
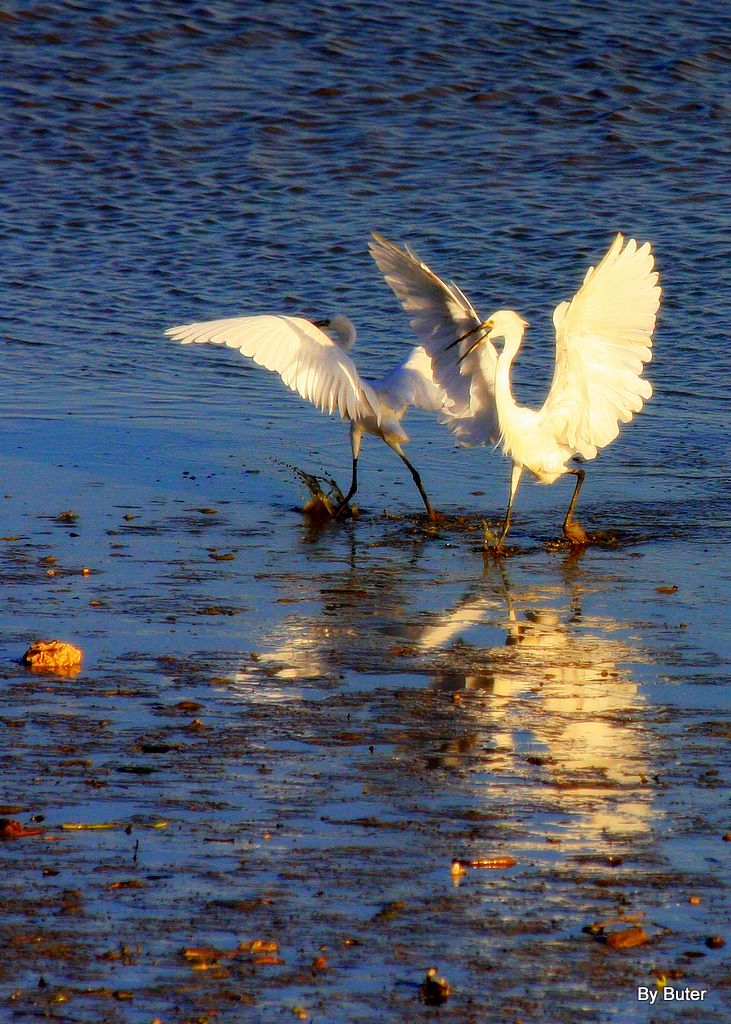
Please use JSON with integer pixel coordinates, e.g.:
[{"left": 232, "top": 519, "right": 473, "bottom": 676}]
[
  {"left": 1, "top": 0, "right": 729, "bottom": 494},
  {"left": 0, "top": 3, "right": 729, "bottom": 1022}
]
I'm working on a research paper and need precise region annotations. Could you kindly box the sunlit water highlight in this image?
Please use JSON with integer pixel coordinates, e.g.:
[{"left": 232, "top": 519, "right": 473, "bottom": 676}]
[{"left": 0, "top": 2, "right": 729, "bottom": 1022}]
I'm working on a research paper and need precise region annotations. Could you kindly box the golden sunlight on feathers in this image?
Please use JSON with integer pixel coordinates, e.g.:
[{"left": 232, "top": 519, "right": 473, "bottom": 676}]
[
  {"left": 371, "top": 232, "right": 660, "bottom": 549},
  {"left": 165, "top": 312, "right": 445, "bottom": 518}
]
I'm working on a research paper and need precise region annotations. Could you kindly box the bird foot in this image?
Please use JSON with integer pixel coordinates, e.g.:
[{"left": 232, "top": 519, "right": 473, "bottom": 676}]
[
  {"left": 333, "top": 501, "right": 358, "bottom": 521},
  {"left": 563, "top": 516, "right": 589, "bottom": 547},
  {"left": 482, "top": 520, "right": 507, "bottom": 556}
]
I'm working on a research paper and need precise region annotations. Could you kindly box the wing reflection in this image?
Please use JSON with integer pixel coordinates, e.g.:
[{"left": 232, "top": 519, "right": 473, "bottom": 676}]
[
  {"left": 421, "top": 562, "right": 652, "bottom": 838},
  {"left": 232, "top": 557, "right": 425, "bottom": 695},
  {"left": 231, "top": 549, "right": 654, "bottom": 838}
]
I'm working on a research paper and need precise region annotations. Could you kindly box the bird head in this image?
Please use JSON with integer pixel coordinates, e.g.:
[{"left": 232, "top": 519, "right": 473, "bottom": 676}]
[
  {"left": 449, "top": 309, "right": 528, "bottom": 365},
  {"left": 313, "top": 315, "right": 357, "bottom": 351},
  {"left": 483, "top": 310, "right": 529, "bottom": 342}
]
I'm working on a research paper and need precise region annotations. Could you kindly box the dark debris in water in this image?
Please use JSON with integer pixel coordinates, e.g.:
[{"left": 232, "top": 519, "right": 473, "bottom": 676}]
[
  {"left": 0, "top": 633, "right": 727, "bottom": 1022},
  {"left": 0, "top": 482, "right": 727, "bottom": 1022}
]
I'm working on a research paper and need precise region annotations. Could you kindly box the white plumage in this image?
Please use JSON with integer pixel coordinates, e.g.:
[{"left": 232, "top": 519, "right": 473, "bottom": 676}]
[
  {"left": 369, "top": 233, "right": 500, "bottom": 447},
  {"left": 370, "top": 232, "right": 661, "bottom": 548},
  {"left": 165, "top": 312, "right": 444, "bottom": 518},
  {"left": 543, "top": 235, "right": 656, "bottom": 459}
]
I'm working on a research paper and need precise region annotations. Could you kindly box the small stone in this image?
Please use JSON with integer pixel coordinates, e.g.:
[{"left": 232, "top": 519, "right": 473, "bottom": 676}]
[
  {"left": 175, "top": 700, "right": 202, "bottom": 712},
  {"left": 239, "top": 939, "right": 278, "bottom": 954},
  {"left": 23, "top": 640, "right": 83, "bottom": 675},
  {"left": 605, "top": 926, "right": 649, "bottom": 949},
  {"left": 185, "top": 719, "right": 207, "bottom": 732},
  {"left": 420, "top": 967, "right": 451, "bottom": 1005},
  {"left": 705, "top": 936, "right": 725, "bottom": 949},
  {"left": 450, "top": 858, "right": 467, "bottom": 879}
]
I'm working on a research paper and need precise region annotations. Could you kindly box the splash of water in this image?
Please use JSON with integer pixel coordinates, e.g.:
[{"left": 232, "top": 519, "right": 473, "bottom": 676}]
[{"left": 292, "top": 466, "right": 353, "bottom": 521}]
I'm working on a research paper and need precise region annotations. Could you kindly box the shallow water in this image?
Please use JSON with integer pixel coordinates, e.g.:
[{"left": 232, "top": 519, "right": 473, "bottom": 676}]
[{"left": 0, "top": 2, "right": 730, "bottom": 1022}]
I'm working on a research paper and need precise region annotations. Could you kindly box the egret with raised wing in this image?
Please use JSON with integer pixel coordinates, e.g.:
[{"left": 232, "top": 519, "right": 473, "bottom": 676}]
[
  {"left": 370, "top": 233, "right": 661, "bottom": 550},
  {"left": 165, "top": 313, "right": 444, "bottom": 519}
]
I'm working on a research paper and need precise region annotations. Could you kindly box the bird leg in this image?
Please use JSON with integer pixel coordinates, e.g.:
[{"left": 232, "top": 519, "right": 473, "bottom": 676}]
[
  {"left": 333, "top": 456, "right": 358, "bottom": 519},
  {"left": 395, "top": 452, "right": 436, "bottom": 524},
  {"left": 333, "top": 425, "right": 364, "bottom": 519},
  {"left": 562, "top": 469, "right": 588, "bottom": 545},
  {"left": 484, "top": 464, "right": 522, "bottom": 553},
  {"left": 484, "top": 505, "right": 513, "bottom": 553}
]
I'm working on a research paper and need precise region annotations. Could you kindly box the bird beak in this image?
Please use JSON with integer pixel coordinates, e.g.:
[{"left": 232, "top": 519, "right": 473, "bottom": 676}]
[
  {"left": 457, "top": 336, "right": 485, "bottom": 365},
  {"left": 444, "top": 321, "right": 488, "bottom": 352},
  {"left": 449, "top": 319, "right": 494, "bottom": 365},
  {"left": 313, "top": 318, "right": 331, "bottom": 328}
]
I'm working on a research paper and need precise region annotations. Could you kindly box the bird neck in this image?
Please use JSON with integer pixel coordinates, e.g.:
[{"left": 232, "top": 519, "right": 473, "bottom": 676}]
[
  {"left": 330, "top": 315, "right": 356, "bottom": 351},
  {"left": 495, "top": 335, "right": 521, "bottom": 425}
]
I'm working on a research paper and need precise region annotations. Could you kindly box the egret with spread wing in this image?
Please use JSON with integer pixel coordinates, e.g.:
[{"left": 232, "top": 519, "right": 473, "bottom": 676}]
[
  {"left": 369, "top": 232, "right": 500, "bottom": 449},
  {"left": 370, "top": 232, "right": 661, "bottom": 550},
  {"left": 164, "top": 313, "right": 444, "bottom": 519}
]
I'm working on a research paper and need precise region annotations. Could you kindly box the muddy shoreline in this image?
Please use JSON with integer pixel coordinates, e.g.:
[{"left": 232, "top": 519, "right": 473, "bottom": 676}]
[{"left": 0, "top": 470, "right": 727, "bottom": 1022}]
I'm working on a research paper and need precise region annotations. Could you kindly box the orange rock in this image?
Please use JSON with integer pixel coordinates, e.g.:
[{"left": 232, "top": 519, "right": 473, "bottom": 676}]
[
  {"left": 0, "top": 818, "right": 44, "bottom": 840},
  {"left": 23, "top": 640, "right": 82, "bottom": 675},
  {"left": 181, "top": 946, "right": 234, "bottom": 971},
  {"left": 454, "top": 855, "right": 517, "bottom": 869},
  {"left": 605, "top": 926, "right": 650, "bottom": 949},
  {"left": 239, "top": 939, "right": 278, "bottom": 954}
]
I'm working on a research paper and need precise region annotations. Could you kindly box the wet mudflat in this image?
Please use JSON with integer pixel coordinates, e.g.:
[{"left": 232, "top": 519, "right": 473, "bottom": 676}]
[
  {"left": 0, "top": 449, "right": 728, "bottom": 1024},
  {"left": 2, "top": 1, "right": 731, "bottom": 1019}
]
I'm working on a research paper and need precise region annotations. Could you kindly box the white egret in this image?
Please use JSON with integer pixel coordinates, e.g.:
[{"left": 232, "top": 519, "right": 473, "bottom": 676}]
[
  {"left": 370, "top": 232, "right": 661, "bottom": 550},
  {"left": 164, "top": 313, "right": 445, "bottom": 519}
]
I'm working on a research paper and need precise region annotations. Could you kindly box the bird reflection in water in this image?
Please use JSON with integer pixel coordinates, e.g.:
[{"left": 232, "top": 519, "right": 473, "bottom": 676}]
[
  {"left": 233, "top": 532, "right": 414, "bottom": 689},
  {"left": 421, "top": 561, "right": 653, "bottom": 839},
  {"left": 232, "top": 549, "right": 653, "bottom": 840}
]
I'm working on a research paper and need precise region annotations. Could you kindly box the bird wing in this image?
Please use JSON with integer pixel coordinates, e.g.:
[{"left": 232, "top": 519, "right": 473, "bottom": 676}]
[
  {"left": 165, "top": 314, "right": 380, "bottom": 423},
  {"left": 369, "top": 232, "right": 499, "bottom": 445},
  {"left": 374, "top": 346, "right": 446, "bottom": 415},
  {"left": 542, "top": 234, "right": 660, "bottom": 459}
]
